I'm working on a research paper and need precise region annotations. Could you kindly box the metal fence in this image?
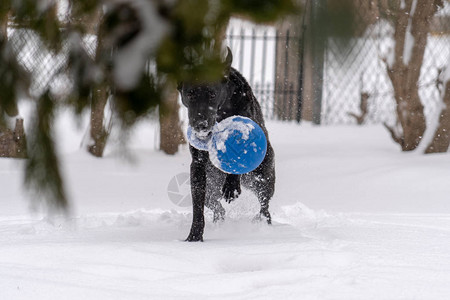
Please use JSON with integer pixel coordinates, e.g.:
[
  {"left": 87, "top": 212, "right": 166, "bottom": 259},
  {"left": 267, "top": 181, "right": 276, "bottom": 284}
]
[
  {"left": 6, "top": 3, "right": 450, "bottom": 126},
  {"left": 227, "top": 3, "right": 450, "bottom": 125},
  {"left": 7, "top": 27, "right": 97, "bottom": 97},
  {"left": 322, "top": 19, "right": 450, "bottom": 126},
  {"left": 226, "top": 22, "right": 280, "bottom": 120}
]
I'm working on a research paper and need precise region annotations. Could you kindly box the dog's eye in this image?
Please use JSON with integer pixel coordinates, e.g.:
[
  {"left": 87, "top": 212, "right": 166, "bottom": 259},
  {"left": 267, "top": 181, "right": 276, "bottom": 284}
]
[{"left": 210, "top": 93, "right": 216, "bottom": 99}]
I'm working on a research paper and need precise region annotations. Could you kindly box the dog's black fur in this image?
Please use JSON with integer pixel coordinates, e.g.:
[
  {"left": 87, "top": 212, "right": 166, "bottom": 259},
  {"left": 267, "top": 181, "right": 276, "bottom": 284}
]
[{"left": 178, "top": 49, "right": 275, "bottom": 242}]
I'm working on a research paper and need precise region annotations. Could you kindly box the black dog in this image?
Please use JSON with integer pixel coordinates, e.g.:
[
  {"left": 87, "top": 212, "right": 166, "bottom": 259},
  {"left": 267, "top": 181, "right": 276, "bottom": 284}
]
[{"left": 178, "top": 49, "right": 275, "bottom": 242}]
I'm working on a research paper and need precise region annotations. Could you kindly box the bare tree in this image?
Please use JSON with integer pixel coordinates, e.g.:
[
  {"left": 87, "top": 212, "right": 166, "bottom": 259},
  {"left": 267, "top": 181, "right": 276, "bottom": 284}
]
[
  {"left": 353, "top": 0, "right": 449, "bottom": 153},
  {"left": 85, "top": 11, "right": 111, "bottom": 158},
  {"left": 381, "top": 0, "right": 443, "bottom": 151},
  {"left": 348, "top": 92, "right": 370, "bottom": 125}
]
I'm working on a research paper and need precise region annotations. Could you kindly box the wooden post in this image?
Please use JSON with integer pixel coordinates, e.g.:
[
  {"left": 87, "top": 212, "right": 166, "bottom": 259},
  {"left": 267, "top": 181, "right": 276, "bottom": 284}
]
[{"left": 159, "top": 81, "right": 185, "bottom": 155}]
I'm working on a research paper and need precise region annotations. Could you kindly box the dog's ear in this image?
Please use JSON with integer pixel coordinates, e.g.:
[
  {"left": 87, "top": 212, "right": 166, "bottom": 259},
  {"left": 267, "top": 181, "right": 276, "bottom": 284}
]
[{"left": 223, "top": 47, "right": 233, "bottom": 78}]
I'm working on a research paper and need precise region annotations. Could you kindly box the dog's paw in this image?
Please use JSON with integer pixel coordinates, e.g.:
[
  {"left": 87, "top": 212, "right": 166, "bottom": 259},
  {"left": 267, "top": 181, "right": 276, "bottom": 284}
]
[
  {"left": 213, "top": 207, "right": 226, "bottom": 223},
  {"left": 222, "top": 183, "right": 241, "bottom": 203},
  {"left": 253, "top": 209, "right": 272, "bottom": 224},
  {"left": 186, "top": 221, "right": 204, "bottom": 242},
  {"left": 185, "top": 232, "right": 204, "bottom": 242}
]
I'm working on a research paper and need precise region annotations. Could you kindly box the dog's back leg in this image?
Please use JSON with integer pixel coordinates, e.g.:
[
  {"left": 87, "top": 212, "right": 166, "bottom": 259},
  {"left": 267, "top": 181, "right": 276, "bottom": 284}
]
[
  {"left": 254, "top": 177, "right": 274, "bottom": 225},
  {"left": 205, "top": 196, "right": 226, "bottom": 222},
  {"left": 245, "top": 144, "right": 275, "bottom": 224}
]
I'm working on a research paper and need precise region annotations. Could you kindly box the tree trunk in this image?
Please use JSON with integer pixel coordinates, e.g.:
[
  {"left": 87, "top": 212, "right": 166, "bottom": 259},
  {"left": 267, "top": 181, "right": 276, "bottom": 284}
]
[
  {"left": 88, "top": 84, "right": 109, "bottom": 157},
  {"left": 87, "top": 13, "right": 110, "bottom": 158},
  {"left": 0, "top": 118, "right": 27, "bottom": 158},
  {"left": 384, "top": 0, "right": 438, "bottom": 151},
  {"left": 13, "top": 118, "right": 27, "bottom": 158},
  {"left": 0, "top": 17, "right": 27, "bottom": 158},
  {"left": 1, "top": 14, "right": 6, "bottom": 38},
  {"left": 159, "top": 82, "right": 185, "bottom": 155},
  {"left": 425, "top": 72, "right": 450, "bottom": 153}
]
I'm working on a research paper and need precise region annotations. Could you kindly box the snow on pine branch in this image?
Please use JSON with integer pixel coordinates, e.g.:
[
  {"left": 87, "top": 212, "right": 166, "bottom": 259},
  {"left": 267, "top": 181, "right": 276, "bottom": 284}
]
[{"left": 110, "top": 0, "right": 169, "bottom": 91}]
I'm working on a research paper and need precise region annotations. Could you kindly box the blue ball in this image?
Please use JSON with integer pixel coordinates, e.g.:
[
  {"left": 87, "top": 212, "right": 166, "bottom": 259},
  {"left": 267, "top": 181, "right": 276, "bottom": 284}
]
[{"left": 209, "top": 116, "right": 267, "bottom": 175}]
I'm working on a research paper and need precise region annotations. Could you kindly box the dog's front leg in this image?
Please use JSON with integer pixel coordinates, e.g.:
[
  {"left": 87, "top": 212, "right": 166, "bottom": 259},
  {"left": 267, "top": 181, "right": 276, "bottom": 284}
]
[
  {"left": 222, "top": 174, "right": 241, "bottom": 203},
  {"left": 186, "top": 147, "right": 208, "bottom": 242}
]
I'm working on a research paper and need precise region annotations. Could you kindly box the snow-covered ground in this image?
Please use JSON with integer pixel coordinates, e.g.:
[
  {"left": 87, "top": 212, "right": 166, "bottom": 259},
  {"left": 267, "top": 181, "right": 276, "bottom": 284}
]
[{"left": 1, "top": 117, "right": 450, "bottom": 299}]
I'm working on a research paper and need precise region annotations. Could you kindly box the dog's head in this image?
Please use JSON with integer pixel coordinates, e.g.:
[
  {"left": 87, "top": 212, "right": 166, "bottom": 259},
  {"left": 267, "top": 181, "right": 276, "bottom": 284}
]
[{"left": 178, "top": 48, "right": 233, "bottom": 138}]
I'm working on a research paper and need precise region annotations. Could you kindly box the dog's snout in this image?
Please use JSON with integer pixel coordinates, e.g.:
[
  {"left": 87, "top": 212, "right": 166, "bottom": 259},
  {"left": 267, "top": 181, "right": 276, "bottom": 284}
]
[{"left": 195, "top": 120, "right": 209, "bottom": 131}]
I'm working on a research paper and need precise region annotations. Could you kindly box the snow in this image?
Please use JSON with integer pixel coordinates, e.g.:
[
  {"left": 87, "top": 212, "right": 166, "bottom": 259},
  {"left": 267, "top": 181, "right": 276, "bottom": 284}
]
[
  {"left": 1, "top": 116, "right": 450, "bottom": 299},
  {"left": 442, "top": 64, "right": 450, "bottom": 84},
  {"left": 403, "top": 29, "right": 415, "bottom": 65},
  {"left": 417, "top": 64, "right": 450, "bottom": 152},
  {"left": 402, "top": 0, "right": 417, "bottom": 66}
]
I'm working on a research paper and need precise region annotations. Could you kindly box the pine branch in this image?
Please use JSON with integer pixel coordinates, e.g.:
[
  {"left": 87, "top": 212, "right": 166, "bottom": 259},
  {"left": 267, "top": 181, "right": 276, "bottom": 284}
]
[{"left": 24, "top": 92, "right": 69, "bottom": 212}]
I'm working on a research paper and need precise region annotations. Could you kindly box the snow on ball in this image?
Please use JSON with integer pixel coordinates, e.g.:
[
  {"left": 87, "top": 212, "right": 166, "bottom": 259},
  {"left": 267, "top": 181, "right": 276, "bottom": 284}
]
[
  {"left": 209, "top": 116, "right": 267, "bottom": 175},
  {"left": 186, "top": 126, "right": 211, "bottom": 151}
]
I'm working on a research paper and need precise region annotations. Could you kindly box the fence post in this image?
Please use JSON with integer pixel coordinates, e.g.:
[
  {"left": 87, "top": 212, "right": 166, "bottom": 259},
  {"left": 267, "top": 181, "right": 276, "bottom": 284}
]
[
  {"left": 296, "top": 5, "right": 308, "bottom": 123},
  {"left": 283, "top": 29, "right": 290, "bottom": 119},
  {"left": 261, "top": 30, "right": 267, "bottom": 87},
  {"left": 311, "top": 0, "right": 325, "bottom": 125},
  {"left": 239, "top": 27, "right": 245, "bottom": 73},
  {"left": 274, "top": 18, "right": 302, "bottom": 121},
  {"left": 249, "top": 28, "right": 256, "bottom": 86}
]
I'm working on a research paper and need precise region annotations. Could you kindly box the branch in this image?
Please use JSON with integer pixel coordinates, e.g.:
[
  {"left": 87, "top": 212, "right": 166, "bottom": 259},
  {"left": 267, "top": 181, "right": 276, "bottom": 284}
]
[
  {"left": 383, "top": 122, "right": 404, "bottom": 147},
  {"left": 347, "top": 92, "right": 369, "bottom": 125},
  {"left": 24, "top": 92, "right": 69, "bottom": 212}
]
